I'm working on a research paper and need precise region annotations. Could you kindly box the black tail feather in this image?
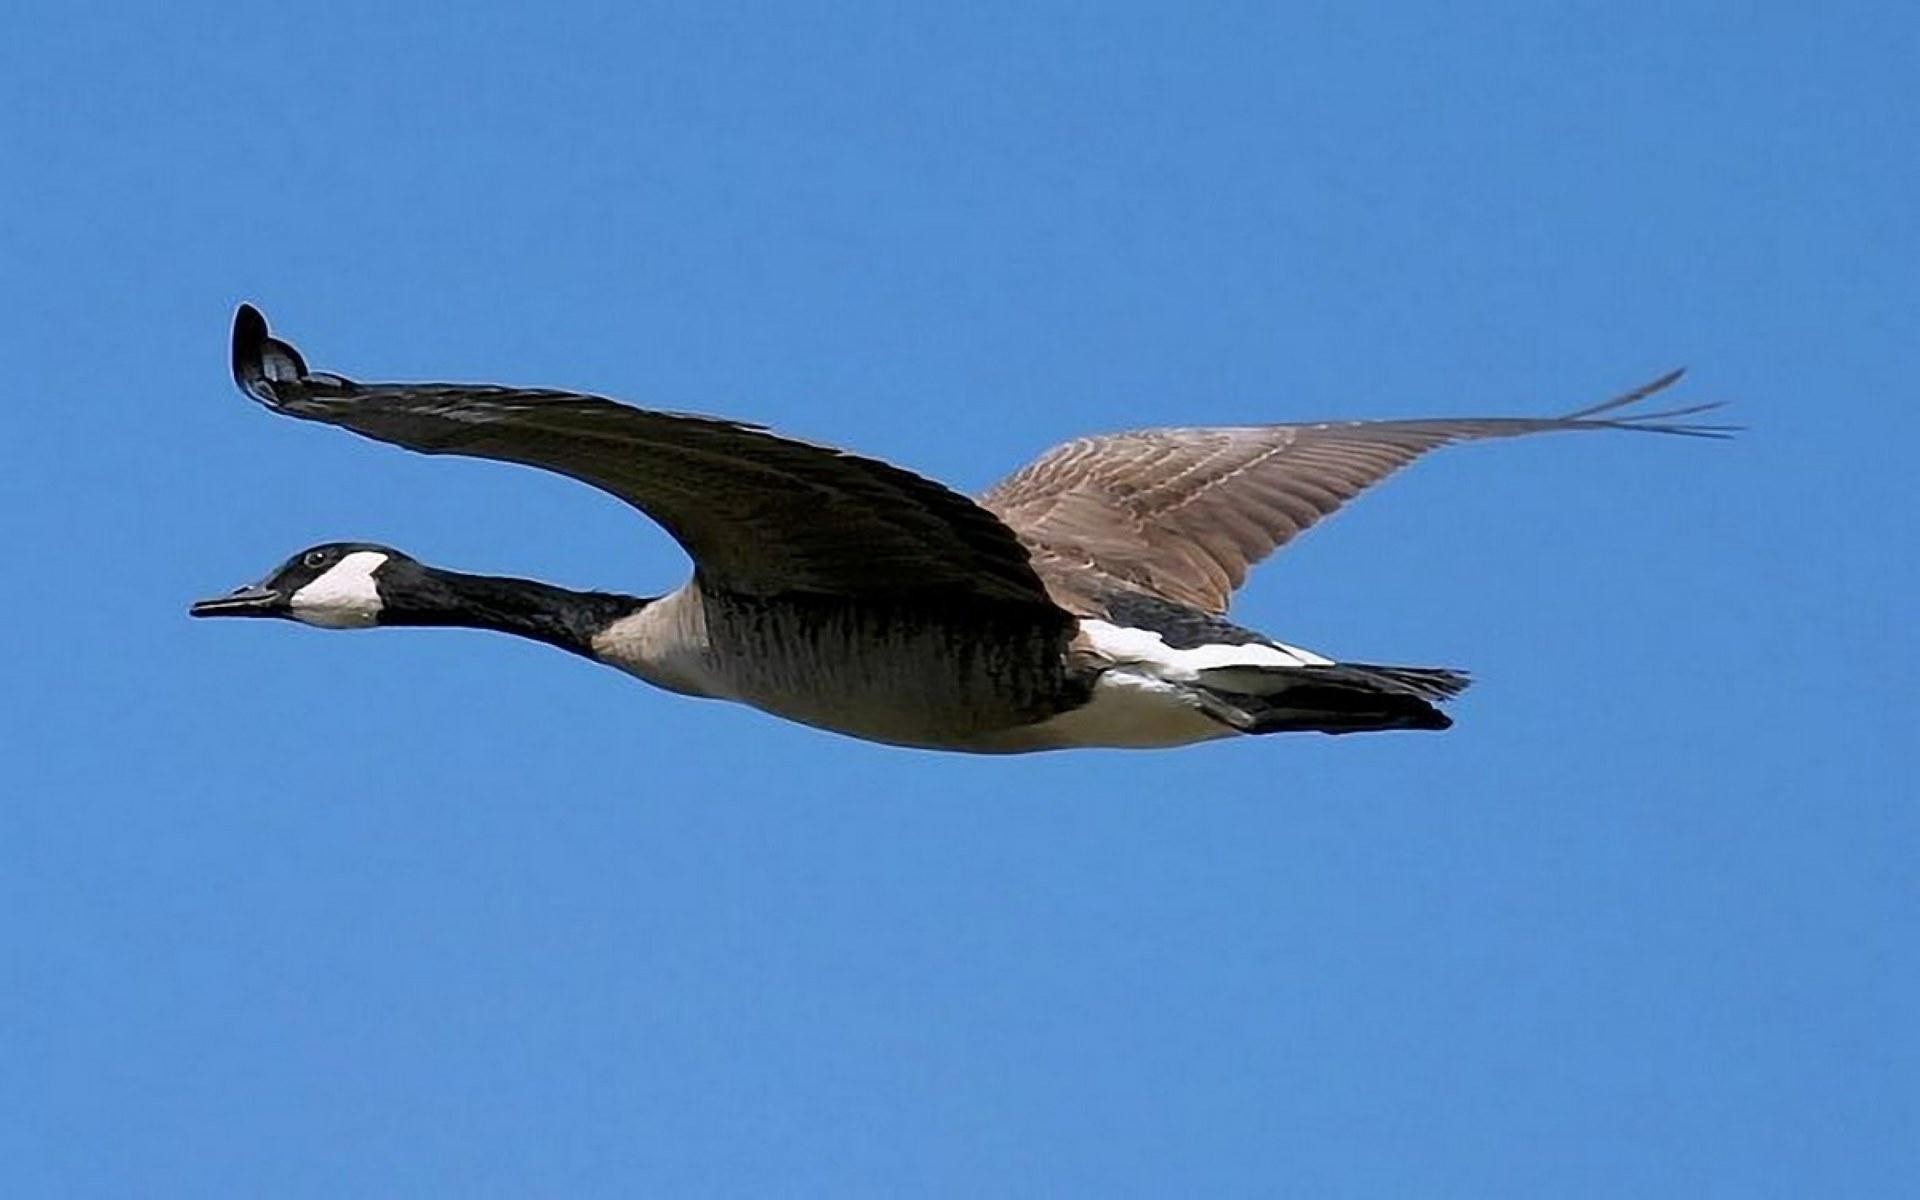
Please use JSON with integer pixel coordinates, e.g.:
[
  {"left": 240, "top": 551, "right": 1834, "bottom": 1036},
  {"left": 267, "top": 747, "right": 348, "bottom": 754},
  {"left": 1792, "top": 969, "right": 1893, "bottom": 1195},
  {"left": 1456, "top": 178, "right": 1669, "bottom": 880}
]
[
  {"left": 1329, "top": 662, "right": 1472, "bottom": 703},
  {"left": 1195, "top": 662, "right": 1471, "bottom": 736}
]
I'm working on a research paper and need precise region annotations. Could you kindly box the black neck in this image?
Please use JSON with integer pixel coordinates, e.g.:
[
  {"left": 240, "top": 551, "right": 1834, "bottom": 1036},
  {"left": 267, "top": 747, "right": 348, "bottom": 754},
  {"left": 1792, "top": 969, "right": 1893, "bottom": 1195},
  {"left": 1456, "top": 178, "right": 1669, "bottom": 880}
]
[{"left": 379, "top": 564, "right": 648, "bottom": 657}]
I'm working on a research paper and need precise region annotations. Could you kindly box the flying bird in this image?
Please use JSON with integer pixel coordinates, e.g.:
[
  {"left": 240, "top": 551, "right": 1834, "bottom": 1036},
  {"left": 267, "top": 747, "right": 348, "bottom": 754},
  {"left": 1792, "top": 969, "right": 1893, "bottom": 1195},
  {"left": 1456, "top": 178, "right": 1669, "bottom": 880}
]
[{"left": 193, "top": 306, "right": 1729, "bottom": 752}]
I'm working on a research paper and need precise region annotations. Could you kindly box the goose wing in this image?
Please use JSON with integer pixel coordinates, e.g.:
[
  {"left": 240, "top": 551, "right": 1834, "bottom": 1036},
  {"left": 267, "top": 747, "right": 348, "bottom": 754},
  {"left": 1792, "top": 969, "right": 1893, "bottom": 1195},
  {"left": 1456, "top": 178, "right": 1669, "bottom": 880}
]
[
  {"left": 230, "top": 306, "right": 1056, "bottom": 607},
  {"left": 981, "top": 372, "right": 1733, "bottom": 616}
]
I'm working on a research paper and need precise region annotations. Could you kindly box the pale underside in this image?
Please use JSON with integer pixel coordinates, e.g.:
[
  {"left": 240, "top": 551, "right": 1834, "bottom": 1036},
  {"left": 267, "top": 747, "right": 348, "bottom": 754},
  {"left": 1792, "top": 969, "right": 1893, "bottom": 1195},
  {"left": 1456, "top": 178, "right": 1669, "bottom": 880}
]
[{"left": 589, "top": 583, "right": 1334, "bottom": 752}]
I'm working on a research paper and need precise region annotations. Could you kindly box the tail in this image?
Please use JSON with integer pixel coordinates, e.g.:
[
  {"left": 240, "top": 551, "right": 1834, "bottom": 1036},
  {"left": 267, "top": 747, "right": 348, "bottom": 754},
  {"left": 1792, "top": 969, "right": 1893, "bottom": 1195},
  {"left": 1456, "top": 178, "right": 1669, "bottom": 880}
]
[{"left": 1193, "top": 662, "right": 1472, "bottom": 735}]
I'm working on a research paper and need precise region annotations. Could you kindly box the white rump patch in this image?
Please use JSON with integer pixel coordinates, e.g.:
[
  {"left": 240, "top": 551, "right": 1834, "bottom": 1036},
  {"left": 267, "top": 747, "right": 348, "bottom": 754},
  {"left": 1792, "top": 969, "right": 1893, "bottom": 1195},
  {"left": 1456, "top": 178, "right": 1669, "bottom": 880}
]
[
  {"left": 986, "top": 617, "right": 1341, "bottom": 749},
  {"left": 980, "top": 619, "right": 1341, "bottom": 751},
  {"left": 1079, "top": 619, "right": 1332, "bottom": 677},
  {"left": 289, "top": 551, "right": 389, "bottom": 629}
]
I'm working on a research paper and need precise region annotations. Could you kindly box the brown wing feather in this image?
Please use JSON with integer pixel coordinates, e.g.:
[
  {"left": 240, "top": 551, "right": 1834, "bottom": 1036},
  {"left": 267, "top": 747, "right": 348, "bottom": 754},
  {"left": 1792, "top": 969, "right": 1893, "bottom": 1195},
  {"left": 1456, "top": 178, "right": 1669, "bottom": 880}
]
[
  {"left": 982, "top": 371, "right": 1732, "bottom": 615},
  {"left": 231, "top": 306, "right": 1058, "bottom": 609}
]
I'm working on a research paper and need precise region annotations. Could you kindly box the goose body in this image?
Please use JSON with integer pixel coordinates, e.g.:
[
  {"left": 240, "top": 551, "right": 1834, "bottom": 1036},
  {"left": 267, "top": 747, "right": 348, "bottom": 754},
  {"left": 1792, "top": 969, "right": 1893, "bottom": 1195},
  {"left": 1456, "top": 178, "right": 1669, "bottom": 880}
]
[
  {"left": 193, "top": 307, "right": 1729, "bottom": 753},
  {"left": 589, "top": 582, "right": 1086, "bottom": 750}
]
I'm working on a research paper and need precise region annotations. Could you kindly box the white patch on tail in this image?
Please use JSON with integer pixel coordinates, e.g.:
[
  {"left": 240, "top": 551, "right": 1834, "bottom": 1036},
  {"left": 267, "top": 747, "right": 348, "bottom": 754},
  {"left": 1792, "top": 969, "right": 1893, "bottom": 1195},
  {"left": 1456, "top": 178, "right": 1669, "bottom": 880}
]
[
  {"left": 970, "top": 618, "right": 1346, "bottom": 751},
  {"left": 1079, "top": 619, "right": 1333, "bottom": 677}
]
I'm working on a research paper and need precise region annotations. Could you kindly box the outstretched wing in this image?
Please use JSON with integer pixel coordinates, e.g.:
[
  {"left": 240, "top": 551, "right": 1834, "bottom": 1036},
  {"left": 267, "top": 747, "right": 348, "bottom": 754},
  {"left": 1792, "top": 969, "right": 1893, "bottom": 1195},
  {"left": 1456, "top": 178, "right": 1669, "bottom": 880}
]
[
  {"left": 981, "top": 372, "right": 1733, "bottom": 615},
  {"left": 230, "top": 305, "right": 1057, "bottom": 608}
]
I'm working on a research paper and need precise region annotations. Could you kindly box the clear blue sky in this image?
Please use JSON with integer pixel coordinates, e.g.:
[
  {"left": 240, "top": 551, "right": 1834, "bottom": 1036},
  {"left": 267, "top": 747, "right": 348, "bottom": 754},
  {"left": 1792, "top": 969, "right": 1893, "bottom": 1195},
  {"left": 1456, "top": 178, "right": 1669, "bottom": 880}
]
[{"left": 5, "top": 3, "right": 1914, "bottom": 1195}]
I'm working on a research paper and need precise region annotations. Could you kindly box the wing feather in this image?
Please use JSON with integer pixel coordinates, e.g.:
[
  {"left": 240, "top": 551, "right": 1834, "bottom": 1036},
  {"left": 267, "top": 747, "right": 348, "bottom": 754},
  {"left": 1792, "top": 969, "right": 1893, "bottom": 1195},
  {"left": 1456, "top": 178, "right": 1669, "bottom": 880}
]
[
  {"left": 231, "top": 305, "right": 1059, "bottom": 608},
  {"left": 982, "top": 373, "right": 1732, "bottom": 615}
]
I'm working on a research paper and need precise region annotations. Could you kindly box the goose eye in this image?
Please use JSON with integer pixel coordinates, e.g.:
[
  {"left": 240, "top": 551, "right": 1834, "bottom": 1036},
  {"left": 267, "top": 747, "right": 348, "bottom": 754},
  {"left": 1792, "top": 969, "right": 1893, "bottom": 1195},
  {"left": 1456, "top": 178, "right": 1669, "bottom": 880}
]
[{"left": 303, "top": 550, "right": 330, "bottom": 568}]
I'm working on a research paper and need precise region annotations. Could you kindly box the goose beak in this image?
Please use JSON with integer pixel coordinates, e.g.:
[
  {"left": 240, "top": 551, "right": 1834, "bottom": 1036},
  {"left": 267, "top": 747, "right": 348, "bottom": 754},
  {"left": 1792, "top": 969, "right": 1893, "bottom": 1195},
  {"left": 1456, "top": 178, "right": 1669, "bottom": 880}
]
[{"left": 189, "top": 582, "right": 286, "bottom": 618}]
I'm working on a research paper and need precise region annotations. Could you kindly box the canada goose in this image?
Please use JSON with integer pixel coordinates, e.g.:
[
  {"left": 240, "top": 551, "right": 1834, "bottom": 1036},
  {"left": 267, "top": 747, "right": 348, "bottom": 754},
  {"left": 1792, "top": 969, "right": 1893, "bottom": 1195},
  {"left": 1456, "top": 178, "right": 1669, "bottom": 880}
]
[{"left": 193, "top": 306, "right": 1729, "bottom": 752}]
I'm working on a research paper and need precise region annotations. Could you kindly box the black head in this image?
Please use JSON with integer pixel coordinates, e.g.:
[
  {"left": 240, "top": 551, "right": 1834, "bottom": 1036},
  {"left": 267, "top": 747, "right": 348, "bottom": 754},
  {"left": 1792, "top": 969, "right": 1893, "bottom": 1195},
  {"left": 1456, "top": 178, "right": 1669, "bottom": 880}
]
[{"left": 190, "top": 542, "right": 411, "bottom": 627}]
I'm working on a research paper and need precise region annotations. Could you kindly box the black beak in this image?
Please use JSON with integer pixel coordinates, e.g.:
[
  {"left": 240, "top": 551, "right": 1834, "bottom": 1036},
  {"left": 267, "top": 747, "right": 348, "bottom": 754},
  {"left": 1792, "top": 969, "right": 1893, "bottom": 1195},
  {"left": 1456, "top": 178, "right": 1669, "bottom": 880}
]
[{"left": 189, "top": 582, "right": 286, "bottom": 618}]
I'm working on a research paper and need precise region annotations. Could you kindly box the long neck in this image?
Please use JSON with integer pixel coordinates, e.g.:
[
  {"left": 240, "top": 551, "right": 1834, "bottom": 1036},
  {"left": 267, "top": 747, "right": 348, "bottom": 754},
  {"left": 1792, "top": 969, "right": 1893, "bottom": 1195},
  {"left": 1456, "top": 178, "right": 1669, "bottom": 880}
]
[{"left": 381, "top": 565, "right": 648, "bottom": 657}]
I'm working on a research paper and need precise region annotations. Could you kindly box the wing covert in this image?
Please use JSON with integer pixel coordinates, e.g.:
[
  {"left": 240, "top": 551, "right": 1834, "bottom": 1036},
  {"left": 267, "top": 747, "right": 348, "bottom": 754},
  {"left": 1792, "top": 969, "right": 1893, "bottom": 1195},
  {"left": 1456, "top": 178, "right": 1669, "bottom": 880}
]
[
  {"left": 982, "top": 371, "right": 1732, "bottom": 615},
  {"left": 231, "top": 305, "right": 1057, "bottom": 608}
]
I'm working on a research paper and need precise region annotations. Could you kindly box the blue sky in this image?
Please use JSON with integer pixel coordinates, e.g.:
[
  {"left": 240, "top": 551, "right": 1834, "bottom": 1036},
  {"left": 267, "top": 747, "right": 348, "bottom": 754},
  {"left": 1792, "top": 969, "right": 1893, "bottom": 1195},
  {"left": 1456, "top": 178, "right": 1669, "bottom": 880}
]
[{"left": 4, "top": 3, "right": 1914, "bottom": 1195}]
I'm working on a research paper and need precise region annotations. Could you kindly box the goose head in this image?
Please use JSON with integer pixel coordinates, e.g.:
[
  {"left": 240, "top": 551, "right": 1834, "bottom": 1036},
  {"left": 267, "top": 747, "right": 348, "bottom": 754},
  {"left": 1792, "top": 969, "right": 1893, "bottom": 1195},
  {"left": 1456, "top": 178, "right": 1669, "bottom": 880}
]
[
  {"left": 190, "top": 542, "right": 408, "bottom": 628},
  {"left": 192, "top": 543, "right": 649, "bottom": 658}
]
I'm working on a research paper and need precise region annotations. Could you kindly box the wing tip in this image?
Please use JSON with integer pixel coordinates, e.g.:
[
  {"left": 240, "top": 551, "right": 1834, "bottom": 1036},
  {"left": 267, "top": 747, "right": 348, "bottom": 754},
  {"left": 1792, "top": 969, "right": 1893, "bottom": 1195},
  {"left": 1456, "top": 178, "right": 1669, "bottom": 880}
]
[
  {"left": 1560, "top": 366, "right": 1742, "bottom": 438},
  {"left": 230, "top": 302, "right": 322, "bottom": 411},
  {"left": 1562, "top": 366, "right": 1685, "bottom": 419}
]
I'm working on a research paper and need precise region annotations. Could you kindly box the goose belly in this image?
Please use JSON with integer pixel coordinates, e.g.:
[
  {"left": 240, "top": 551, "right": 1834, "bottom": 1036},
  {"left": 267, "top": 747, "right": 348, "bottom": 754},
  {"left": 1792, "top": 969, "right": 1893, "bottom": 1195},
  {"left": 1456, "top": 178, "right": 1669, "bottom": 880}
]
[
  {"left": 967, "top": 668, "right": 1237, "bottom": 752},
  {"left": 595, "top": 589, "right": 1082, "bottom": 749}
]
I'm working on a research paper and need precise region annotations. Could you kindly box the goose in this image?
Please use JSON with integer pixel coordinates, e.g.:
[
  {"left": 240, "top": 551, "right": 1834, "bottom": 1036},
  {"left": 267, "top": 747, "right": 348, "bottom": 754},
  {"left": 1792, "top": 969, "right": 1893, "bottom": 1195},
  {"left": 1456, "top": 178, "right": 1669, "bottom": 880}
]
[{"left": 192, "top": 306, "right": 1730, "bottom": 753}]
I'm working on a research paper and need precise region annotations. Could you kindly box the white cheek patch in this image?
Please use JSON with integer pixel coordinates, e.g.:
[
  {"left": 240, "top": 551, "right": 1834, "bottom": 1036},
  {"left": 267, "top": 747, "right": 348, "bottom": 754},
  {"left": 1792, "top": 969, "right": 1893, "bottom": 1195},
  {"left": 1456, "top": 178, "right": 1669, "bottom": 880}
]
[{"left": 289, "top": 551, "right": 389, "bottom": 629}]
